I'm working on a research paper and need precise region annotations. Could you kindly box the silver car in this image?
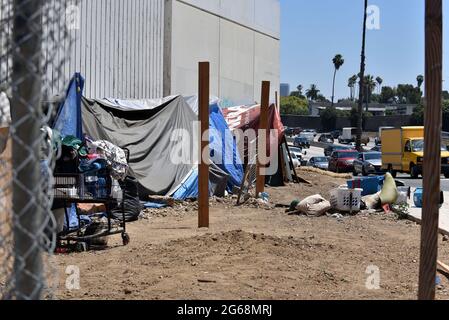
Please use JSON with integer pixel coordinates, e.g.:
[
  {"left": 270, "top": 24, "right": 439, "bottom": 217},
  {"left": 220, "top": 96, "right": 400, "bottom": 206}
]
[
  {"left": 353, "top": 152, "right": 383, "bottom": 176},
  {"left": 308, "top": 157, "right": 329, "bottom": 171}
]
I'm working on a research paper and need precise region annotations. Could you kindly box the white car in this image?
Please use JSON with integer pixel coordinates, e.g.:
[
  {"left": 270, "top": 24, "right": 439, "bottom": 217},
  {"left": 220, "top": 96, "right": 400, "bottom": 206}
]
[{"left": 290, "top": 152, "right": 301, "bottom": 168}]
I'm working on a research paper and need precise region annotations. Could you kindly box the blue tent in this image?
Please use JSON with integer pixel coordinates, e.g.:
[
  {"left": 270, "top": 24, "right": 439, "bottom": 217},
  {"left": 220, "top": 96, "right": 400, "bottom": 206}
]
[{"left": 53, "top": 73, "right": 84, "bottom": 139}]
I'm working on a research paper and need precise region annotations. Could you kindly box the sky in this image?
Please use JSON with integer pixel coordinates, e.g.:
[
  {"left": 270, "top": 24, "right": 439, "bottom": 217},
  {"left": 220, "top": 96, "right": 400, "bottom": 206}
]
[{"left": 280, "top": 0, "right": 449, "bottom": 100}]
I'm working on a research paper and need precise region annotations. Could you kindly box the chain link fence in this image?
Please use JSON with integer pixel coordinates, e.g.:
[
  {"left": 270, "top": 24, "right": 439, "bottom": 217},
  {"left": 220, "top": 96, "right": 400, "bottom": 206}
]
[{"left": 0, "top": 0, "right": 76, "bottom": 299}]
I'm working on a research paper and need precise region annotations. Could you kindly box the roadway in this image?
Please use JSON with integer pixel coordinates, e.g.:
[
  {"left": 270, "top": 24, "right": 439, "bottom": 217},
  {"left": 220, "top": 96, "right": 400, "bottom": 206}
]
[{"left": 288, "top": 136, "right": 449, "bottom": 192}]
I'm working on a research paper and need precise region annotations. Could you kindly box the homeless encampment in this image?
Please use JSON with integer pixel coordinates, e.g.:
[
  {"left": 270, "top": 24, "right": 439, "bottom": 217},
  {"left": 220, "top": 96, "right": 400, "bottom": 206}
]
[{"left": 54, "top": 74, "right": 244, "bottom": 200}]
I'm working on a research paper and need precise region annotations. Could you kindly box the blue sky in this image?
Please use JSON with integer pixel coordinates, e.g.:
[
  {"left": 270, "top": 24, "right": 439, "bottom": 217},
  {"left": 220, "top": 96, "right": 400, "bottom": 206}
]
[{"left": 280, "top": 0, "right": 449, "bottom": 100}]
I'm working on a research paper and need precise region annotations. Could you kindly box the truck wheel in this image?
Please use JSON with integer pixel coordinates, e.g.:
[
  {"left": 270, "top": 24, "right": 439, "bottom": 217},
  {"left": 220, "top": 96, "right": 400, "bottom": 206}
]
[
  {"left": 411, "top": 165, "right": 420, "bottom": 179},
  {"left": 353, "top": 169, "right": 358, "bottom": 176}
]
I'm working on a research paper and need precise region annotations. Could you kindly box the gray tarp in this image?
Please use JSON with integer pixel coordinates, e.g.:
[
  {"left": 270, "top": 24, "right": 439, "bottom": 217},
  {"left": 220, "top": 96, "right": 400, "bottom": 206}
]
[{"left": 81, "top": 95, "right": 228, "bottom": 198}]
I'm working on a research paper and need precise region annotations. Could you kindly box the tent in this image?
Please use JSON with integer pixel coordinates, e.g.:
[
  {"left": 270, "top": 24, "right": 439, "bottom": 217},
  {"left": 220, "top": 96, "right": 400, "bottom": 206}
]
[
  {"left": 54, "top": 74, "right": 243, "bottom": 200},
  {"left": 222, "top": 104, "right": 287, "bottom": 186}
]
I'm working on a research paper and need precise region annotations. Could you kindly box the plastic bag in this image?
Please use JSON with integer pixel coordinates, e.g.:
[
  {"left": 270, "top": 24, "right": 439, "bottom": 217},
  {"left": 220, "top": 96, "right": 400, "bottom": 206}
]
[{"left": 296, "top": 194, "right": 332, "bottom": 217}]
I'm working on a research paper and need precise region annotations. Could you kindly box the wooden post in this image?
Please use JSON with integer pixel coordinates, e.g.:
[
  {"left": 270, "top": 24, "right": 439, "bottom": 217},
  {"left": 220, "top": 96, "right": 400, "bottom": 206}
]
[
  {"left": 198, "top": 62, "right": 210, "bottom": 228},
  {"left": 418, "top": 0, "right": 442, "bottom": 300},
  {"left": 256, "top": 81, "right": 270, "bottom": 196}
]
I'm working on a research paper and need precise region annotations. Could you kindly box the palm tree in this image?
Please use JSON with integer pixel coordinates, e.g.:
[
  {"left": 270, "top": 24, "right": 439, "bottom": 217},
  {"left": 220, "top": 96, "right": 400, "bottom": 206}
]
[
  {"left": 356, "top": 0, "right": 368, "bottom": 151},
  {"left": 363, "top": 75, "right": 376, "bottom": 111},
  {"left": 306, "top": 84, "right": 320, "bottom": 101},
  {"left": 348, "top": 75, "right": 358, "bottom": 100},
  {"left": 376, "top": 76, "right": 383, "bottom": 94},
  {"left": 417, "top": 75, "right": 424, "bottom": 90},
  {"left": 331, "top": 54, "right": 345, "bottom": 106}
]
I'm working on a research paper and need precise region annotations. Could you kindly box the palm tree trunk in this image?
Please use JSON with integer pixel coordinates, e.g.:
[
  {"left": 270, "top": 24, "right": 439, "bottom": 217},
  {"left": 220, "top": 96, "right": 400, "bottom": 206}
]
[
  {"left": 357, "top": 0, "right": 368, "bottom": 151},
  {"left": 331, "top": 68, "right": 337, "bottom": 106}
]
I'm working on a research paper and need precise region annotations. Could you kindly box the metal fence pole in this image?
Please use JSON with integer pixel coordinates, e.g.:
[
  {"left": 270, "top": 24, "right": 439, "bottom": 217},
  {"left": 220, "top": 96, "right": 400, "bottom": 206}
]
[{"left": 11, "top": 0, "right": 44, "bottom": 300}]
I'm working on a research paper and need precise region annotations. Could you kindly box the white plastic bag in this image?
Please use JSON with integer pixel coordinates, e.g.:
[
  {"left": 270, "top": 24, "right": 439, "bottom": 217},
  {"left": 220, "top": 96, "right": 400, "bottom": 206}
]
[{"left": 296, "top": 195, "right": 332, "bottom": 217}]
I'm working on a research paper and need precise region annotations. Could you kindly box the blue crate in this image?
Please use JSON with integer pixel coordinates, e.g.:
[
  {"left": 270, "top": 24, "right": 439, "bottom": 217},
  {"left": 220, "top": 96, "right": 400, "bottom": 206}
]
[{"left": 347, "top": 176, "right": 384, "bottom": 196}]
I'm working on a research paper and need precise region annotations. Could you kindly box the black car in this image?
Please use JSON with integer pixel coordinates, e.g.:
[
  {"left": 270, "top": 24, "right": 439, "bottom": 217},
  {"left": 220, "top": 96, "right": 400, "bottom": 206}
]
[
  {"left": 330, "top": 130, "right": 342, "bottom": 139},
  {"left": 294, "top": 136, "right": 311, "bottom": 149},
  {"left": 318, "top": 134, "right": 335, "bottom": 144},
  {"left": 324, "top": 144, "right": 352, "bottom": 157}
]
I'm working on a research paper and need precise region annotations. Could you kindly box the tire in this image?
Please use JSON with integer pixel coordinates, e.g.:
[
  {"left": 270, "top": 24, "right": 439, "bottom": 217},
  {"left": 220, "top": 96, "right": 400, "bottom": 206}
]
[
  {"left": 362, "top": 167, "right": 368, "bottom": 176},
  {"left": 410, "top": 164, "right": 420, "bottom": 179},
  {"left": 353, "top": 169, "right": 358, "bottom": 176}
]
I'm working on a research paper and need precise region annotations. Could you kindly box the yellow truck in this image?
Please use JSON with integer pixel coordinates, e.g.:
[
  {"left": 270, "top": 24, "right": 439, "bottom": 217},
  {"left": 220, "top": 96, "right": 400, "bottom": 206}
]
[{"left": 382, "top": 126, "right": 449, "bottom": 178}]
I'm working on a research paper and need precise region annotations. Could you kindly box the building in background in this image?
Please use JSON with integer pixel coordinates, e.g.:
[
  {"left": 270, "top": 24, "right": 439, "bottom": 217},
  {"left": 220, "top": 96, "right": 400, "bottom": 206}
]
[
  {"left": 1, "top": 0, "right": 280, "bottom": 106},
  {"left": 280, "top": 83, "right": 290, "bottom": 97}
]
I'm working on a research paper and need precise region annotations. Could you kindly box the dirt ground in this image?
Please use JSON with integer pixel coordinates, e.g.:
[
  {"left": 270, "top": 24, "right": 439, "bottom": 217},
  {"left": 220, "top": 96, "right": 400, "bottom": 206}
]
[{"left": 53, "top": 169, "right": 449, "bottom": 300}]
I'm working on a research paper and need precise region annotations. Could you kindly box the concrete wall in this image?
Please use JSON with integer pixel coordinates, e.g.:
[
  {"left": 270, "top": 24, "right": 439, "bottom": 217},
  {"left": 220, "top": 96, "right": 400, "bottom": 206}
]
[
  {"left": 169, "top": 0, "right": 280, "bottom": 106},
  {"left": 281, "top": 115, "right": 414, "bottom": 132}
]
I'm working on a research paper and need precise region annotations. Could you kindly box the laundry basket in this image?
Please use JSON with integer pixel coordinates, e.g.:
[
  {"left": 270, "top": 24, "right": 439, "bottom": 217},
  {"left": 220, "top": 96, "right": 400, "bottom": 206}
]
[{"left": 330, "top": 187, "right": 363, "bottom": 212}]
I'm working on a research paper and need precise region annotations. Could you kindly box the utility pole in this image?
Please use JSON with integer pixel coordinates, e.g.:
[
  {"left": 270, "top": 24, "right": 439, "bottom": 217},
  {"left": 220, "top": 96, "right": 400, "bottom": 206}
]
[
  {"left": 418, "top": 0, "right": 442, "bottom": 300},
  {"left": 356, "top": 0, "right": 368, "bottom": 151}
]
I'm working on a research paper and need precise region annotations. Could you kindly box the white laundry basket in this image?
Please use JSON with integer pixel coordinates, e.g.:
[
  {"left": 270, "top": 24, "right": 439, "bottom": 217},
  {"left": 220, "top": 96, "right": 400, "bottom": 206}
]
[{"left": 330, "top": 187, "right": 363, "bottom": 212}]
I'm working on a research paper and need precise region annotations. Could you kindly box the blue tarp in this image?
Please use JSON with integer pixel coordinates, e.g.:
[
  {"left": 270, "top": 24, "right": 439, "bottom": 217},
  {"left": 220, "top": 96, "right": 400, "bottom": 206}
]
[
  {"left": 170, "top": 100, "right": 244, "bottom": 200},
  {"left": 53, "top": 73, "right": 84, "bottom": 139},
  {"left": 208, "top": 101, "right": 244, "bottom": 191}
]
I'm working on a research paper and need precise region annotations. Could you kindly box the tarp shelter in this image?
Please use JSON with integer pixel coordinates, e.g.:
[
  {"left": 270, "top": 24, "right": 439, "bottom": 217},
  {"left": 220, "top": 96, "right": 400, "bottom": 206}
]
[
  {"left": 54, "top": 74, "right": 243, "bottom": 200},
  {"left": 222, "top": 104, "right": 287, "bottom": 186}
]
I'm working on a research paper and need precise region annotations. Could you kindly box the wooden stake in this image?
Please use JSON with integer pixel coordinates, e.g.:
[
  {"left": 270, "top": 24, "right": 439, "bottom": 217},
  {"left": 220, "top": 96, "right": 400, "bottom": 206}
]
[
  {"left": 419, "top": 0, "right": 442, "bottom": 300},
  {"left": 256, "top": 81, "right": 270, "bottom": 196},
  {"left": 198, "top": 62, "right": 210, "bottom": 228}
]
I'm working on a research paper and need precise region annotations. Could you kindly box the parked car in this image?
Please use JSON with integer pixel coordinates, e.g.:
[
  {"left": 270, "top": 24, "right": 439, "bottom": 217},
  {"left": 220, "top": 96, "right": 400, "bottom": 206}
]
[
  {"left": 324, "top": 145, "right": 352, "bottom": 157},
  {"left": 289, "top": 147, "right": 304, "bottom": 162},
  {"left": 353, "top": 152, "right": 383, "bottom": 176},
  {"left": 330, "top": 130, "right": 342, "bottom": 139},
  {"left": 302, "top": 129, "right": 318, "bottom": 137},
  {"left": 328, "top": 150, "right": 359, "bottom": 173},
  {"left": 308, "top": 157, "right": 329, "bottom": 171},
  {"left": 290, "top": 152, "right": 301, "bottom": 168},
  {"left": 294, "top": 136, "right": 311, "bottom": 149},
  {"left": 318, "top": 133, "right": 334, "bottom": 144},
  {"left": 285, "top": 127, "right": 302, "bottom": 137}
]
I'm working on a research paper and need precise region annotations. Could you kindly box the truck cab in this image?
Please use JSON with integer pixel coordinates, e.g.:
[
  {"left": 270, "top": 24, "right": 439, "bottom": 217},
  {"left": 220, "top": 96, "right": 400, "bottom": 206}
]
[{"left": 381, "top": 126, "right": 449, "bottom": 178}]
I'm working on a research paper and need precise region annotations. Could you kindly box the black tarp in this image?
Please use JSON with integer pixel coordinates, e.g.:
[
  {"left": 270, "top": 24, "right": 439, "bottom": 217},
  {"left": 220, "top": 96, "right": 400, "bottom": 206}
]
[{"left": 81, "top": 96, "right": 228, "bottom": 199}]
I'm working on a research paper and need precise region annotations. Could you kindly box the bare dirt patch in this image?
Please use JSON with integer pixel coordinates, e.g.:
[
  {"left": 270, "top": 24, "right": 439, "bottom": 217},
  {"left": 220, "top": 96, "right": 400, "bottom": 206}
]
[{"left": 52, "top": 170, "right": 449, "bottom": 300}]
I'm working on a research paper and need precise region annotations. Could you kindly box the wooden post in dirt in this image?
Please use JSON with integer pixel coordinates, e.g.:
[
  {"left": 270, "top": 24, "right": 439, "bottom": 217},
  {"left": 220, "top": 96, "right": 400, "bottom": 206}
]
[
  {"left": 418, "top": 0, "right": 442, "bottom": 300},
  {"left": 256, "top": 81, "right": 270, "bottom": 196},
  {"left": 198, "top": 62, "right": 210, "bottom": 228}
]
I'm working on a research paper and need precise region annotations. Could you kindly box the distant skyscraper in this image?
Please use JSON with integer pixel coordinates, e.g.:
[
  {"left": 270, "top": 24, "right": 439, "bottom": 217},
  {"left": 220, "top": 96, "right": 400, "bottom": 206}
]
[{"left": 280, "top": 83, "right": 290, "bottom": 97}]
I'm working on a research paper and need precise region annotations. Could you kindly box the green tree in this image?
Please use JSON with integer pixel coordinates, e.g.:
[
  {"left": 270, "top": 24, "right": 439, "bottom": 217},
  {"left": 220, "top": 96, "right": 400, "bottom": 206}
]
[
  {"left": 348, "top": 75, "right": 358, "bottom": 101},
  {"left": 331, "top": 54, "right": 345, "bottom": 106},
  {"left": 320, "top": 107, "right": 338, "bottom": 131},
  {"left": 397, "top": 84, "right": 422, "bottom": 104},
  {"left": 280, "top": 96, "right": 309, "bottom": 115},
  {"left": 375, "top": 76, "right": 383, "bottom": 94},
  {"left": 416, "top": 75, "right": 424, "bottom": 90},
  {"left": 380, "top": 86, "right": 396, "bottom": 103},
  {"left": 306, "top": 84, "right": 320, "bottom": 101},
  {"left": 350, "top": 107, "right": 372, "bottom": 129}
]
